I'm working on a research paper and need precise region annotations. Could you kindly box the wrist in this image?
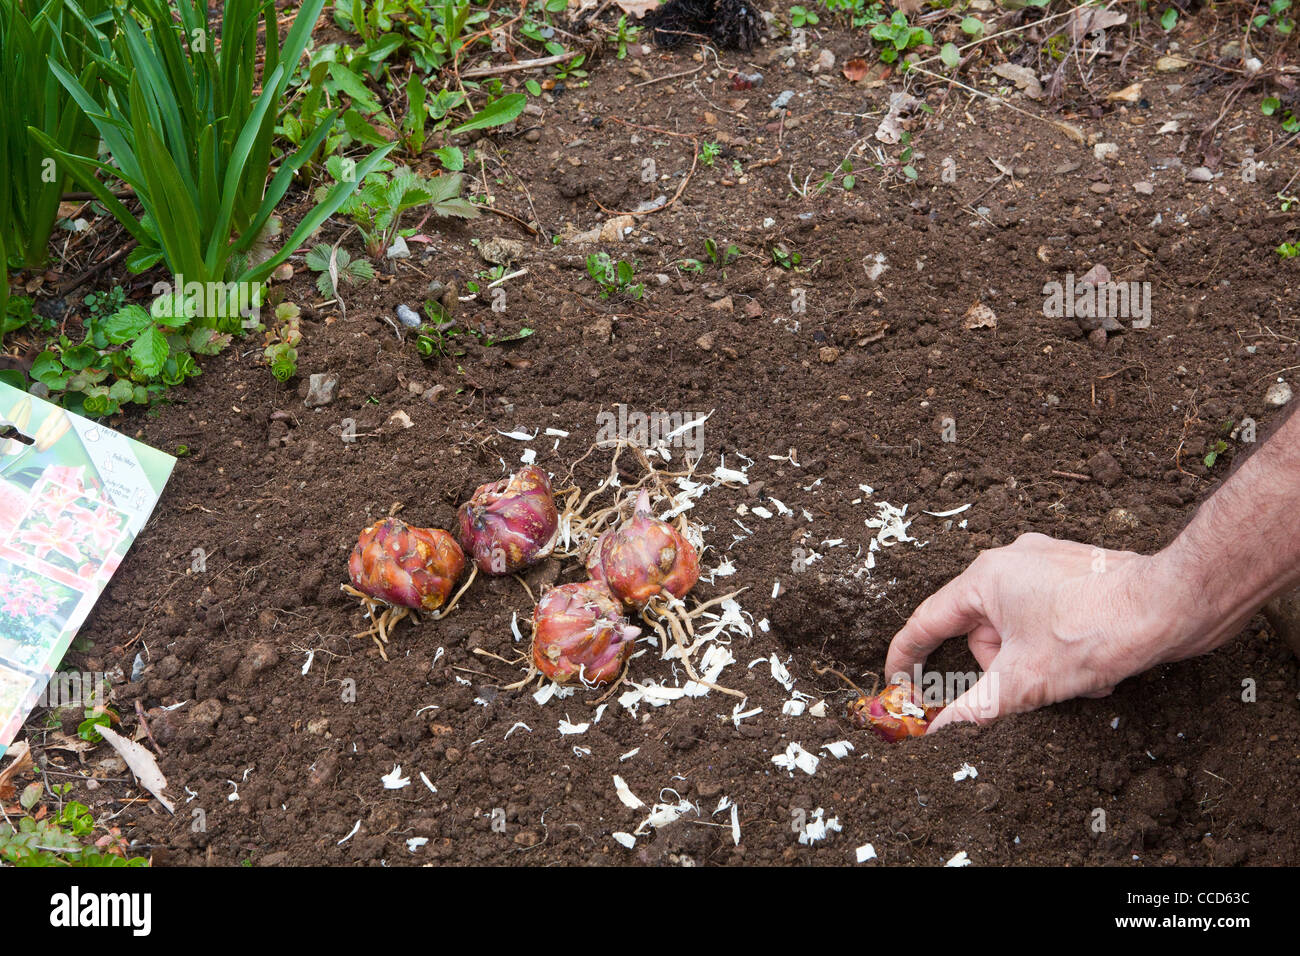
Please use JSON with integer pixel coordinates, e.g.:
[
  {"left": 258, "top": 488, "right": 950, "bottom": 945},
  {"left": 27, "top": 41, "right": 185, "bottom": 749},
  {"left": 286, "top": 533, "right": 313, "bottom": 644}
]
[{"left": 1144, "top": 536, "right": 1258, "bottom": 662}]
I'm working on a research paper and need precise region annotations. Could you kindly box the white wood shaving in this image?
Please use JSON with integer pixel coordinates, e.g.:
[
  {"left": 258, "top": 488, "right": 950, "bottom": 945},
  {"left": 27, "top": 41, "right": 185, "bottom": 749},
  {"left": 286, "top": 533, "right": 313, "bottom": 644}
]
[
  {"left": 634, "top": 798, "right": 696, "bottom": 835},
  {"left": 946, "top": 851, "right": 972, "bottom": 867},
  {"left": 731, "top": 701, "right": 762, "bottom": 728},
  {"left": 619, "top": 748, "right": 640, "bottom": 761},
  {"left": 772, "top": 742, "right": 820, "bottom": 776},
  {"left": 382, "top": 765, "right": 411, "bottom": 789},
  {"left": 822, "top": 740, "right": 855, "bottom": 759},
  {"left": 558, "top": 716, "right": 590, "bottom": 735},
  {"left": 796, "top": 808, "right": 842, "bottom": 845},
  {"left": 613, "top": 774, "right": 645, "bottom": 809},
  {"left": 612, "top": 832, "right": 636, "bottom": 849},
  {"left": 924, "top": 504, "right": 972, "bottom": 518},
  {"left": 504, "top": 722, "right": 532, "bottom": 739}
]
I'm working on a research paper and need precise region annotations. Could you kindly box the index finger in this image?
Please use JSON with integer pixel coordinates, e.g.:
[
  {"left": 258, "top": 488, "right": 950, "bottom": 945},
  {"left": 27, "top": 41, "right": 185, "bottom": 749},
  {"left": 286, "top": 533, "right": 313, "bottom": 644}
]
[{"left": 884, "top": 567, "right": 990, "bottom": 683}]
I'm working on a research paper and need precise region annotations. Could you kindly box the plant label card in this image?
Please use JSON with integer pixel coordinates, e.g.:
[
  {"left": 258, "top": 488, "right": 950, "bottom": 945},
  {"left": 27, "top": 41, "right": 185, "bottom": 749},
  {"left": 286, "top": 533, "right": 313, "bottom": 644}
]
[{"left": 0, "top": 383, "right": 175, "bottom": 759}]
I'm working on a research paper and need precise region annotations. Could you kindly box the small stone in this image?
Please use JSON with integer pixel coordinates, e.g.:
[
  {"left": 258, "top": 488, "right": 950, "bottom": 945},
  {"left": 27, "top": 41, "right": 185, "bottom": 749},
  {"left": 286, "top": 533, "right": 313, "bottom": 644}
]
[
  {"left": 695, "top": 332, "right": 715, "bottom": 351},
  {"left": 189, "top": 698, "right": 223, "bottom": 730},
  {"left": 478, "top": 237, "right": 525, "bottom": 267},
  {"left": 513, "top": 829, "right": 541, "bottom": 847},
  {"left": 396, "top": 304, "right": 422, "bottom": 328},
  {"left": 599, "top": 215, "right": 635, "bottom": 243},
  {"left": 1133, "top": 181, "right": 1154, "bottom": 195},
  {"left": 307, "top": 718, "right": 330, "bottom": 736},
  {"left": 1093, "top": 142, "right": 1119, "bottom": 162},
  {"left": 709, "top": 296, "right": 734, "bottom": 312},
  {"left": 1089, "top": 182, "right": 1112, "bottom": 194},
  {"left": 423, "top": 384, "right": 448, "bottom": 404},
  {"left": 1088, "top": 326, "right": 1108, "bottom": 350},
  {"left": 386, "top": 236, "right": 410, "bottom": 259},
  {"left": 814, "top": 49, "right": 835, "bottom": 72},
  {"left": 771, "top": 90, "right": 795, "bottom": 110},
  {"left": 523, "top": 128, "right": 541, "bottom": 143},
  {"left": 1187, "top": 166, "right": 1214, "bottom": 182},
  {"left": 818, "top": 346, "right": 840, "bottom": 364},
  {"left": 1103, "top": 507, "right": 1140, "bottom": 535},
  {"left": 304, "top": 373, "right": 339, "bottom": 408},
  {"left": 1265, "top": 381, "right": 1293, "bottom": 406}
]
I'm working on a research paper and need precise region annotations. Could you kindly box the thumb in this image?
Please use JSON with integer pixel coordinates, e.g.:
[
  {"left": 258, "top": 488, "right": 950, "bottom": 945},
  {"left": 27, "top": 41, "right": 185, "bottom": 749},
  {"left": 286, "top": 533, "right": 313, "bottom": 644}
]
[{"left": 926, "top": 666, "right": 1007, "bottom": 733}]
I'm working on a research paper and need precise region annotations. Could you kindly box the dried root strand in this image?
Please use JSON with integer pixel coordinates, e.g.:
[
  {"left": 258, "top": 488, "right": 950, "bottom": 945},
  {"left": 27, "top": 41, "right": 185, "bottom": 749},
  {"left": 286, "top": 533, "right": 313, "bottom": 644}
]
[
  {"left": 427, "top": 564, "right": 477, "bottom": 621},
  {"left": 555, "top": 437, "right": 701, "bottom": 560},
  {"left": 644, "top": 593, "right": 745, "bottom": 698},
  {"left": 341, "top": 583, "right": 413, "bottom": 661},
  {"left": 812, "top": 662, "right": 879, "bottom": 699}
]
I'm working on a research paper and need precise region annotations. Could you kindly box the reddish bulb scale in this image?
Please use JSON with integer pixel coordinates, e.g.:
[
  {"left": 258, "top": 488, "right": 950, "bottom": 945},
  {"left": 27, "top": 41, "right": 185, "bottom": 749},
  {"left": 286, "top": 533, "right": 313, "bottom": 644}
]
[
  {"left": 585, "top": 490, "right": 700, "bottom": 608},
  {"left": 457, "top": 465, "right": 560, "bottom": 575},
  {"left": 532, "top": 580, "right": 641, "bottom": 686},
  {"left": 848, "top": 682, "right": 944, "bottom": 742},
  {"left": 348, "top": 518, "right": 466, "bottom": 612}
]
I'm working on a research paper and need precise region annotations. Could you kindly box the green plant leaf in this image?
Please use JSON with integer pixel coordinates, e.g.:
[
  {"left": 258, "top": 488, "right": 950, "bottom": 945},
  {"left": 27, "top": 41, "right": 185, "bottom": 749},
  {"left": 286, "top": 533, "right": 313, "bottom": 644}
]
[
  {"left": 129, "top": 325, "right": 169, "bottom": 377},
  {"left": 449, "top": 93, "right": 527, "bottom": 135},
  {"left": 100, "top": 305, "right": 153, "bottom": 344}
]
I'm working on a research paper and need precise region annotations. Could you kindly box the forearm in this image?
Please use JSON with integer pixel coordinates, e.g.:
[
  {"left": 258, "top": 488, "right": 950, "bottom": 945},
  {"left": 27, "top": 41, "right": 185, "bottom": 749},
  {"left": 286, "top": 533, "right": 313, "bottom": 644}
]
[{"left": 1150, "top": 402, "right": 1300, "bottom": 659}]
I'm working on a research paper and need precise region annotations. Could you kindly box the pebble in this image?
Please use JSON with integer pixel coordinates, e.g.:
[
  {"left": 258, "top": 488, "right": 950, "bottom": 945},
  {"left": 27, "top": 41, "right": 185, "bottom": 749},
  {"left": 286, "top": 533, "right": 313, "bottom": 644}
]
[
  {"left": 478, "top": 237, "right": 525, "bottom": 267},
  {"left": 1187, "top": 166, "right": 1214, "bottom": 182},
  {"left": 304, "top": 373, "right": 339, "bottom": 408},
  {"left": 1265, "top": 381, "right": 1293, "bottom": 406},
  {"left": 771, "top": 90, "right": 795, "bottom": 110},
  {"left": 695, "top": 332, "right": 715, "bottom": 351},
  {"left": 818, "top": 346, "right": 840, "bottom": 364},
  {"left": 396, "top": 304, "right": 422, "bottom": 328},
  {"left": 1103, "top": 507, "right": 1140, "bottom": 535}
]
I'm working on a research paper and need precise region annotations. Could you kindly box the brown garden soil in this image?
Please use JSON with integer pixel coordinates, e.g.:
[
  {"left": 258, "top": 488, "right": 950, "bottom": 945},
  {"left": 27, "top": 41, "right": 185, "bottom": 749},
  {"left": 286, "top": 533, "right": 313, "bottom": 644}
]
[{"left": 19, "top": 5, "right": 1300, "bottom": 866}]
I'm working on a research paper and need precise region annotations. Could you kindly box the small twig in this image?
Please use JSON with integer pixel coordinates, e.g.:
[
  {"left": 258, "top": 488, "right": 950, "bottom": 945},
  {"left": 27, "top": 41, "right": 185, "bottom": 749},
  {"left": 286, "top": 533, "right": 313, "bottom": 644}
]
[
  {"left": 461, "top": 51, "right": 580, "bottom": 78},
  {"left": 134, "top": 700, "right": 161, "bottom": 753}
]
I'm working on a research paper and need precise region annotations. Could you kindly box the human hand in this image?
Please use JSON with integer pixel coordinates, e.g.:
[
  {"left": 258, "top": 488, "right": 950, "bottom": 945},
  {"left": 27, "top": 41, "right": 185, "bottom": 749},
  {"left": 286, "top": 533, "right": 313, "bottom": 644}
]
[{"left": 884, "top": 533, "right": 1203, "bottom": 732}]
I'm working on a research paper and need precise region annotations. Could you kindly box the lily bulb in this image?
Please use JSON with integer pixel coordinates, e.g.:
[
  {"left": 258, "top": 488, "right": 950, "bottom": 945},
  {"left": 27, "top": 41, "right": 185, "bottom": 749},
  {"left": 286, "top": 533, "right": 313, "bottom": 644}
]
[
  {"left": 532, "top": 580, "right": 641, "bottom": 685},
  {"left": 458, "top": 465, "right": 559, "bottom": 575},
  {"left": 348, "top": 518, "right": 466, "bottom": 612},
  {"left": 586, "top": 490, "right": 699, "bottom": 608}
]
